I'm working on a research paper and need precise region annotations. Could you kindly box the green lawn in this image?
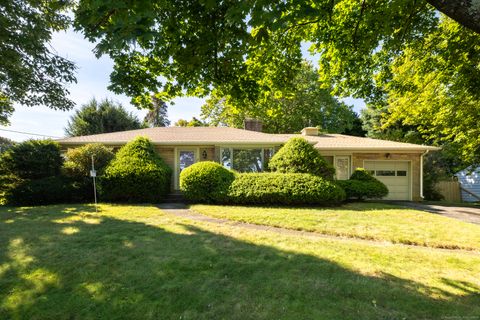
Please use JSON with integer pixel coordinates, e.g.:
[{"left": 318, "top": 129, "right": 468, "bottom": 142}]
[
  {"left": 1, "top": 204, "right": 480, "bottom": 319},
  {"left": 191, "top": 203, "right": 480, "bottom": 250}
]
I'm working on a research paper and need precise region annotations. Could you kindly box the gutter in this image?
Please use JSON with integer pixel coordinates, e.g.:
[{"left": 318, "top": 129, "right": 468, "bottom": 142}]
[{"left": 420, "top": 149, "right": 430, "bottom": 199}]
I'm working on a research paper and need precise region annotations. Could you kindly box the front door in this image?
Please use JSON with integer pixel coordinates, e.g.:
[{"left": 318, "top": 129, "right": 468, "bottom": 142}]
[{"left": 176, "top": 149, "right": 197, "bottom": 189}]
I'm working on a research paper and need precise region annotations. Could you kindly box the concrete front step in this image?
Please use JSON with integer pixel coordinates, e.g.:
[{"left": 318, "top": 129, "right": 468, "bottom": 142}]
[{"left": 163, "top": 192, "right": 186, "bottom": 203}]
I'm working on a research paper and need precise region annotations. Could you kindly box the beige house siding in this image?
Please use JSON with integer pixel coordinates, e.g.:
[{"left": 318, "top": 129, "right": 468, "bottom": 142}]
[
  {"left": 199, "top": 147, "right": 215, "bottom": 162},
  {"left": 155, "top": 147, "right": 175, "bottom": 170},
  {"left": 352, "top": 153, "right": 422, "bottom": 201}
]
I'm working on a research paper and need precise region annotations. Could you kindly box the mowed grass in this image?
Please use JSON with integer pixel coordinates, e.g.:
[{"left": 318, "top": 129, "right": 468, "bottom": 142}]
[
  {"left": 191, "top": 202, "right": 480, "bottom": 250},
  {"left": 1, "top": 204, "right": 480, "bottom": 319}
]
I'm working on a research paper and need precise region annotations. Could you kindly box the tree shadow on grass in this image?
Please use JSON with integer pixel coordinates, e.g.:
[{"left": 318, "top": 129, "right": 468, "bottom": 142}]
[{"left": 0, "top": 205, "right": 479, "bottom": 320}]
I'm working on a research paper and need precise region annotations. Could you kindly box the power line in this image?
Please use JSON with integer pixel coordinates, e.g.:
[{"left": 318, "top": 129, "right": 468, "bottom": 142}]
[{"left": 0, "top": 128, "right": 62, "bottom": 139}]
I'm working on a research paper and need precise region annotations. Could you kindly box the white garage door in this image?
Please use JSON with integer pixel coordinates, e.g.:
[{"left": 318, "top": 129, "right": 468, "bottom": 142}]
[{"left": 364, "top": 161, "right": 411, "bottom": 200}]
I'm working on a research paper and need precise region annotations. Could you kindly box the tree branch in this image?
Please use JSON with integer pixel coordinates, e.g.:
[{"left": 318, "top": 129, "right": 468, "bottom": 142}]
[
  {"left": 90, "top": 9, "right": 116, "bottom": 33},
  {"left": 352, "top": 0, "right": 366, "bottom": 50}
]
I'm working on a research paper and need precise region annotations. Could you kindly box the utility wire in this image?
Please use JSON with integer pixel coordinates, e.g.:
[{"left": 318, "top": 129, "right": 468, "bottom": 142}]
[{"left": 0, "top": 128, "right": 62, "bottom": 139}]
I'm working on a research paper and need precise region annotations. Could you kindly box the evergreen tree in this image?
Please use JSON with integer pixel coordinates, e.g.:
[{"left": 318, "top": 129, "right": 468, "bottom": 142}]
[
  {"left": 144, "top": 96, "right": 171, "bottom": 127},
  {"left": 65, "top": 98, "right": 143, "bottom": 137}
]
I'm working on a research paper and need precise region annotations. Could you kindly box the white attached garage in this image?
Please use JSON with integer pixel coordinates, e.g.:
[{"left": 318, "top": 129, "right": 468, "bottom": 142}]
[{"left": 364, "top": 161, "right": 411, "bottom": 200}]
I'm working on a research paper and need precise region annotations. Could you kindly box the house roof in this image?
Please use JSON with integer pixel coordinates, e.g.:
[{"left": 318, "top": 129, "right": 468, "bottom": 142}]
[{"left": 56, "top": 127, "right": 440, "bottom": 152}]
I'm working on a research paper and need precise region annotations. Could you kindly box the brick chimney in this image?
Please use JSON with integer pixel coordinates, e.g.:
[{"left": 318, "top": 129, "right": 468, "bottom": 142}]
[
  {"left": 244, "top": 118, "right": 263, "bottom": 132},
  {"left": 301, "top": 127, "right": 319, "bottom": 136}
]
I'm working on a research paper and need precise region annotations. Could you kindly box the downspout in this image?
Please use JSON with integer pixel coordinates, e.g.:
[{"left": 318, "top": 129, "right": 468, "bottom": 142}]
[{"left": 420, "top": 150, "right": 430, "bottom": 200}]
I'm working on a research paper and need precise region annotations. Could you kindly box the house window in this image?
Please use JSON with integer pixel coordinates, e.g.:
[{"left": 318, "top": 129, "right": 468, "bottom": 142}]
[
  {"left": 263, "top": 148, "right": 275, "bottom": 170},
  {"left": 335, "top": 156, "right": 350, "bottom": 180},
  {"left": 323, "top": 156, "right": 334, "bottom": 166},
  {"left": 221, "top": 148, "right": 232, "bottom": 169},
  {"left": 232, "top": 149, "right": 263, "bottom": 172},
  {"left": 220, "top": 147, "right": 275, "bottom": 173}
]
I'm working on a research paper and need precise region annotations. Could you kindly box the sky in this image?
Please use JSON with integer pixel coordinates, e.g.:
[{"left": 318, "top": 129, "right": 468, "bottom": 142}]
[{"left": 0, "top": 29, "right": 365, "bottom": 142}]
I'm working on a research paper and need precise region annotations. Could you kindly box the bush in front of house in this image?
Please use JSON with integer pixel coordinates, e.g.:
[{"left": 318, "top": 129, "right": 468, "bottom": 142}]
[
  {"left": 3, "top": 176, "right": 91, "bottom": 206},
  {"left": 180, "top": 161, "right": 236, "bottom": 203},
  {"left": 60, "top": 143, "right": 115, "bottom": 203},
  {"left": 101, "top": 137, "right": 171, "bottom": 202},
  {"left": 0, "top": 139, "right": 63, "bottom": 179},
  {"left": 268, "top": 137, "right": 335, "bottom": 179},
  {"left": 0, "top": 140, "right": 77, "bottom": 205},
  {"left": 227, "top": 172, "right": 345, "bottom": 205},
  {"left": 336, "top": 168, "right": 389, "bottom": 200},
  {"left": 63, "top": 143, "right": 114, "bottom": 178}
]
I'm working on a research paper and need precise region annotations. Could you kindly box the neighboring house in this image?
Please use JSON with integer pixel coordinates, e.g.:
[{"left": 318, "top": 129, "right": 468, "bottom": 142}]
[
  {"left": 455, "top": 167, "right": 480, "bottom": 202},
  {"left": 56, "top": 120, "right": 439, "bottom": 201}
]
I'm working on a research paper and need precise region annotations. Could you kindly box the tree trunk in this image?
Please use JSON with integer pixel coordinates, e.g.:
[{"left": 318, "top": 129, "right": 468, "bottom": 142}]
[{"left": 426, "top": 0, "right": 480, "bottom": 34}]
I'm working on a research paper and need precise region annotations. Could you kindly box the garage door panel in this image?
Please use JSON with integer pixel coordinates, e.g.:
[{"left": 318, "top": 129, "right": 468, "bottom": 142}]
[
  {"left": 388, "top": 186, "right": 410, "bottom": 192},
  {"left": 363, "top": 161, "right": 410, "bottom": 201},
  {"left": 388, "top": 193, "right": 409, "bottom": 201}
]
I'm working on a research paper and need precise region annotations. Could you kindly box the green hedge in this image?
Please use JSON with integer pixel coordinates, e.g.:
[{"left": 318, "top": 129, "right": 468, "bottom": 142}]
[
  {"left": 268, "top": 137, "right": 335, "bottom": 179},
  {"left": 180, "top": 161, "right": 235, "bottom": 203},
  {"left": 2, "top": 176, "right": 92, "bottom": 206},
  {"left": 0, "top": 139, "right": 62, "bottom": 179},
  {"left": 0, "top": 140, "right": 78, "bottom": 206},
  {"left": 227, "top": 172, "right": 345, "bottom": 205},
  {"left": 336, "top": 168, "right": 389, "bottom": 200},
  {"left": 101, "top": 137, "right": 172, "bottom": 202}
]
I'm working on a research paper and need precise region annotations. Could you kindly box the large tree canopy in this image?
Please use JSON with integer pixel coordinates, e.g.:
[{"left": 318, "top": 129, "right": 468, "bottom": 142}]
[
  {"left": 65, "top": 98, "right": 144, "bottom": 137},
  {"left": 73, "top": 1, "right": 477, "bottom": 107},
  {"left": 0, "top": 0, "right": 77, "bottom": 125},
  {"left": 362, "top": 17, "right": 480, "bottom": 168},
  {"left": 201, "top": 62, "right": 358, "bottom": 134},
  {"left": 73, "top": 0, "right": 438, "bottom": 105}
]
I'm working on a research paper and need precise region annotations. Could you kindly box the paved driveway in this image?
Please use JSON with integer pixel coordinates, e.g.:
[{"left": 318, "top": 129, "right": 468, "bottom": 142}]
[{"left": 393, "top": 202, "right": 480, "bottom": 225}]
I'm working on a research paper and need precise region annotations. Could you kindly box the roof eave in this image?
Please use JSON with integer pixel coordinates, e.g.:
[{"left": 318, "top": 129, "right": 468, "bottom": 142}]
[
  {"left": 56, "top": 140, "right": 286, "bottom": 146},
  {"left": 314, "top": 146, "right": 441, "bottom": 152}
]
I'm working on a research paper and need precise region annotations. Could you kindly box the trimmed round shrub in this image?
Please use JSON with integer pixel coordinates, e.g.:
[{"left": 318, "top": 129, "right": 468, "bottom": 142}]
[
  {"left": 0, "top": 139, "right": 62, "bottom": 179},
  {"left": 268, "top": 137, "right": 335, "bottom": 179},
  {"left": 63, "top": 143, "right": 114, "bottom": 178},
  {"left": 336, "top": 168, "right": 389, "bottom": 200},
  {"left": 180, "top": 161, "right": 236, "bottom": 203},
  {"left": 101, "top": 137, "right": 172, "bottom": 202},
  {"left": 227, "top": 172, "right": 345, "bottom": 205},
  {"left": 350, "top": 168, "right": 378, "bottom": 182}
]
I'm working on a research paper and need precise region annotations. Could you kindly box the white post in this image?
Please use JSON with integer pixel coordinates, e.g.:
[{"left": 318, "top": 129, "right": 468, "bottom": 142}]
[
  {"left": 420, "top": 150, "right": 429, "bottom": 200},
  {"left": 91, "top": 155, "right": 98, "bottom": 213}
]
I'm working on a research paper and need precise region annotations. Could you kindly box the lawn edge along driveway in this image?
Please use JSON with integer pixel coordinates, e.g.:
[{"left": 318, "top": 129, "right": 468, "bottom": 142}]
[{"left": 188, "top": 203, "right": 480, "bottom": 252}]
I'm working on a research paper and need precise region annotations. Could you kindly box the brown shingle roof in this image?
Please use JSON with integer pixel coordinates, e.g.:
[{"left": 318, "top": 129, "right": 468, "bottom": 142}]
[
  {"left": 302, "top": 134, "right": 440, "bottom": 151},
  {"left": 56, "top": 127, "right": 439, "bottom": 151}
]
